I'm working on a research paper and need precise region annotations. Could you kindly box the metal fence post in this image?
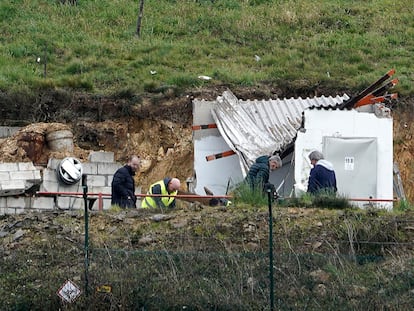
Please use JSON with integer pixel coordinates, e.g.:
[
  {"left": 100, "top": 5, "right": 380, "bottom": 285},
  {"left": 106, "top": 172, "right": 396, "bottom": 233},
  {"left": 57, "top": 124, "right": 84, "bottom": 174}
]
[
  {"left": 266, "top": 186, "right": 275, "bottom": 311},
  {"left": 82, "top": 174, "right": 89, "bottom": 297}
]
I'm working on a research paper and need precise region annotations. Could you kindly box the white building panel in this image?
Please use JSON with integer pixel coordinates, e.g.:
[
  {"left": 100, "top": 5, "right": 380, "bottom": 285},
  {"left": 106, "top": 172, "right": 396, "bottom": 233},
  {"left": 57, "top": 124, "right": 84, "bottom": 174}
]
[
  {"left": 294, "top": 109, "right": 393, "bottom": 209},
  {"left": 193, "top": 90, "right": 393, "bottom": 208}
]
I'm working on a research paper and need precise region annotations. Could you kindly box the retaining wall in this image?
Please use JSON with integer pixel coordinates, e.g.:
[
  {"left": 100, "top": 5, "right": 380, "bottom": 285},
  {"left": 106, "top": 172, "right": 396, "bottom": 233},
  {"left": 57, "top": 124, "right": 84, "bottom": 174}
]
[{"left": 0, "top": 151, "right": 141, "bottom": 214}]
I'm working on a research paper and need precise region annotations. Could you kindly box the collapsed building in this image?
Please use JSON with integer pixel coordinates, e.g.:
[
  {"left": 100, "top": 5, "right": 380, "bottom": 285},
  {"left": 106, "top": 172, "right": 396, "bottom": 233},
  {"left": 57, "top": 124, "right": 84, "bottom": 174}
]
[
  {"left": 0, "top": 70, "right": 406, "bottom": 213},
  {"left": 191, "top": 69, "right": 403, "bottom": 209}
]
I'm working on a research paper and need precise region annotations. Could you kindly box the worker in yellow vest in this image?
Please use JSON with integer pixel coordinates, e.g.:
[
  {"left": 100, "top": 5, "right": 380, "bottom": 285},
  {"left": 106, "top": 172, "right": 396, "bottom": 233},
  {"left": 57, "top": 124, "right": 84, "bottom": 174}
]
[{"left": 141, "top": 177, "right": 181, "bottom": 209}]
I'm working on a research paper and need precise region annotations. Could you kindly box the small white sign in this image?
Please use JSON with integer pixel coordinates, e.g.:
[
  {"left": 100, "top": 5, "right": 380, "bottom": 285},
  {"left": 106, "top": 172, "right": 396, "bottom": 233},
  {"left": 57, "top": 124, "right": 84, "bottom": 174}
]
[
  {"left": 344, "top": 157, "right": 355, "bottom": 171},
  {"left": 57, "top": 280, "right": 82, "bottom": 303}
]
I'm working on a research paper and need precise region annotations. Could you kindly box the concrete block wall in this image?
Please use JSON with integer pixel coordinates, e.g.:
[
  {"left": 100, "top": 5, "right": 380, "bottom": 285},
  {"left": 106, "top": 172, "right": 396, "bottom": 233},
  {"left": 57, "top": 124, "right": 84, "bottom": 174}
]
[
  {"left": 0, "top": 151, "right": 142, "bottom": 214},
  {"left": 0, "top": 162, "right": 42, "bottom": 197},
  {"left": 38, "top": 151, "right": 123, "bottom": 211},
  {"left": 0, "top": 126, "right": 21, "bottom": 138}
]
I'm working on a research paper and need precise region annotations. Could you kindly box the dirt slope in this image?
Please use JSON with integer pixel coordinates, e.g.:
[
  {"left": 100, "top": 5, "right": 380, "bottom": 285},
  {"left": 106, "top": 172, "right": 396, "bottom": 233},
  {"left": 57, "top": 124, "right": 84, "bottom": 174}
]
[{"left": 0, "top": 87, "right": 413, "bottom": 201}]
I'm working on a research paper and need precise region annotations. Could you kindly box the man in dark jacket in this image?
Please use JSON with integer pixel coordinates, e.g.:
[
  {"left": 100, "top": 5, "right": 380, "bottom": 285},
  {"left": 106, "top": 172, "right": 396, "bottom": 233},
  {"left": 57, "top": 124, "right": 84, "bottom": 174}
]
[
  {"left": 245, "top": 155, "right": 282, "bottom": 190},
  {"left": 111, "top": 155, "right": 141, "bottom": 208},
  {"left": 307, "top": 151, "right": 337, "bottom": 195}
]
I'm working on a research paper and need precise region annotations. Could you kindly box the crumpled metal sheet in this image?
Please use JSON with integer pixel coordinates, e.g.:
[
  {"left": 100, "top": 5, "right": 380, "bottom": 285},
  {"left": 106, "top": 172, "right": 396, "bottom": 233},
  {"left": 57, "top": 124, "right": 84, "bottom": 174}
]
[{"left": 210, "top": 90, "right": 350, "bottom": 175}]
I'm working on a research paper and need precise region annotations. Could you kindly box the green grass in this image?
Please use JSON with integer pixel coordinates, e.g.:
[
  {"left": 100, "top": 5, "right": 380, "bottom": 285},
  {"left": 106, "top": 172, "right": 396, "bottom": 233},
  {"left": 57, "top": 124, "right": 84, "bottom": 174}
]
[
  {"left": 1, "top": 0, "right": 413, "bottom": 95},
  {"left": 233, "top": 181, "right": 269, "bottom": 206},
  {"left": 394, "top": 199, "right": 414, "bottom": 212}
]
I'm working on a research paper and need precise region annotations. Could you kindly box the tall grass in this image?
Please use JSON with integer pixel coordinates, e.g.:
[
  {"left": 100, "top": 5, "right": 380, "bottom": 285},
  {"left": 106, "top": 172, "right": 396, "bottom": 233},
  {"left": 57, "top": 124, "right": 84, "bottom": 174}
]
[
  {"left": 0, "top": 0, "right": 413, "bottom": 95},
  {"left": 233, "top": 181, "right": 269, "bottom": 206},
  {"left": 2, "top": 208, "right": 414, "bottom": 310}
]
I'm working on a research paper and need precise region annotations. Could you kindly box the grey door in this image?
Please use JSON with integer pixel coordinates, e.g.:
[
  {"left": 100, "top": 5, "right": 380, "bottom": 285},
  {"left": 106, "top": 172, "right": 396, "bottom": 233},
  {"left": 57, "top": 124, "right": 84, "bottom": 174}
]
[{"left": 323, "top": 137, "right": 377, "bottom": 199}]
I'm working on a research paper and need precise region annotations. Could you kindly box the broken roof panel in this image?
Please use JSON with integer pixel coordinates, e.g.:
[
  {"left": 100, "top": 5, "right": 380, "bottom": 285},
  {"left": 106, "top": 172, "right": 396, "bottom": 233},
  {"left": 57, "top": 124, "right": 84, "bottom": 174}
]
[{"left": 209, "top": 90, "right": 350, "bottom": 174}]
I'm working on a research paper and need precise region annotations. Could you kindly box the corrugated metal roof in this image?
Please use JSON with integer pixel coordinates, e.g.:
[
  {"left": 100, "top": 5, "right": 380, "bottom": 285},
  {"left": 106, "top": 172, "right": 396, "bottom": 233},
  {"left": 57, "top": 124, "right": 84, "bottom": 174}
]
[{"left": 210, "top": 90, "right": 350, "bottom": 171}]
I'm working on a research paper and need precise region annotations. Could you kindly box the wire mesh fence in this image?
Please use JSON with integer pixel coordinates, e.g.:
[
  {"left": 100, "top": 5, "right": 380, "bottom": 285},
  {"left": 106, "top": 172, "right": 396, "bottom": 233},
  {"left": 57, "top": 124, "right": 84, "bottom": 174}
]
[
  {"left": 2, "top": 206, "right": 414, "bottom": 310},
  {"left": 2, "top": 238, "right": 414, "bottom": 310}
]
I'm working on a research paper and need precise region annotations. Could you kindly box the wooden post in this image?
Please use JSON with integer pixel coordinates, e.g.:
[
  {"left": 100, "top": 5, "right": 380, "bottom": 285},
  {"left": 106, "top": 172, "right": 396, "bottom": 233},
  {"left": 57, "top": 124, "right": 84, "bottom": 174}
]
[
  {"left": 43, "top": 44, "right": 47, "bottom": 79},
  {"left": 136, "top": 0, "right": 145, "bottom": 37}
]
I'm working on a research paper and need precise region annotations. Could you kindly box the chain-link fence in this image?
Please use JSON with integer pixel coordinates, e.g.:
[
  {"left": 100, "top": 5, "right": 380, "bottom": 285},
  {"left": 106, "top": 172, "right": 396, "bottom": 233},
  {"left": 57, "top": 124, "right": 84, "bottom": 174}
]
[{"left": 2, "top": 203, "right": 414, "bottom": 310}]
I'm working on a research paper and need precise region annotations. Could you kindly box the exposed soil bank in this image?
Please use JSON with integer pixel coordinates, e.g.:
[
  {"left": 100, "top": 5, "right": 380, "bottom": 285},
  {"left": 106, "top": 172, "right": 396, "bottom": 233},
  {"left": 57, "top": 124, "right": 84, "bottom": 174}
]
[{"left": 0, "top": 87, "right": 412, "bottom": 201}]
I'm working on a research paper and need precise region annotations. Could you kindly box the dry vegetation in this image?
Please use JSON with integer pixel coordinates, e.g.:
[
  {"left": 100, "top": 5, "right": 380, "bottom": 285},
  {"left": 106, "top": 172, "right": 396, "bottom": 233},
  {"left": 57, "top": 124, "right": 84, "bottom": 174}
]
[
  {"left": 1, "top": 86, "right": 412, "bottom": 201},
  {"left": 1, "top": 0, "right": 413, "bottom": 308},
  {"left": 0, "top": 87, "right": 413, "bottom": 310}
]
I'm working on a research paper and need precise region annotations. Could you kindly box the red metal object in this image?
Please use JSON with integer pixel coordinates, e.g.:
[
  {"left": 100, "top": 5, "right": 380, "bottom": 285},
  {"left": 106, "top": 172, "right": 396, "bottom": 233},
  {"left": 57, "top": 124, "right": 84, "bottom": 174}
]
[
  {"left": 347, "top": 198, "right": 398, "bottom": 202},
  {"left": 192, "top": 123, "right": 218, "bottom": 131},
  {"left": 36, "top": 191, "right": 397, "bottom": 211},
  {"left": 339, "top": 68, "right": 396, "bottom": 109},
  {"left": 98, "top": 193, "right": 103, "bottom": 211},
  {"left": 36, "top": 191, "right": 232, "bottom": 199},
  {"left": 205, "top": 150, "right": 236, "bottom": 161}
]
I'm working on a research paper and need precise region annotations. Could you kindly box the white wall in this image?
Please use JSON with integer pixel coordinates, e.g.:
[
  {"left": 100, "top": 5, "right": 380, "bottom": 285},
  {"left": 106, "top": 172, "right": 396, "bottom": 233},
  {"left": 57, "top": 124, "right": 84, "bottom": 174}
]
[
  {"left": 294, "top": 109, "right": 393, "bottom": 209},
  {"left": 192, "top": 100, "right": 244, "bottom": 195}
]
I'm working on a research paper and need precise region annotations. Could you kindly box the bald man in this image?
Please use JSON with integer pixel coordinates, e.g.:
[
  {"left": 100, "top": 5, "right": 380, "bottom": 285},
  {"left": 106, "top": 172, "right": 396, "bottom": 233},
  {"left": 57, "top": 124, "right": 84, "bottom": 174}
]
[{"left": 141, "top": 177, "right": 181, "bottom": 209}]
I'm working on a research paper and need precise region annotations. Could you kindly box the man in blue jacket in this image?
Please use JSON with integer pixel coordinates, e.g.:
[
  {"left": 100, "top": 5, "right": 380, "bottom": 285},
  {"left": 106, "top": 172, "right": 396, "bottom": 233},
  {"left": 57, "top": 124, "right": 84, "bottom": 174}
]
[
  {"left": 111, "top": 155, "right": 141, "bottom": 208},
  {"left": 307, "top": 150, "right": 337, "bottom": 195}
]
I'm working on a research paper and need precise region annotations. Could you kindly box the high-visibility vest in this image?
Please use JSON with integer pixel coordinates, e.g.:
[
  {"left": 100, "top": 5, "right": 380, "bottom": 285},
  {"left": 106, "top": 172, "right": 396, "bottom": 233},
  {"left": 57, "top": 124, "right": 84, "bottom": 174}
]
[{"left": 141, "top": 180, "right": 177, "bottom": 208}]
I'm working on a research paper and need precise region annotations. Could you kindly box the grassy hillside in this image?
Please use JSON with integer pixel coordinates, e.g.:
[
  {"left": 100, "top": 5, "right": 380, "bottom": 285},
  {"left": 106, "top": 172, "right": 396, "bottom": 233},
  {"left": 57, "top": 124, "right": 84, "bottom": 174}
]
[
  {"left": 1, "top": 2, "right": 414, "bottom": 309},
  {"left": 1, "top": 0, "right": 413, "bottom": 96}
]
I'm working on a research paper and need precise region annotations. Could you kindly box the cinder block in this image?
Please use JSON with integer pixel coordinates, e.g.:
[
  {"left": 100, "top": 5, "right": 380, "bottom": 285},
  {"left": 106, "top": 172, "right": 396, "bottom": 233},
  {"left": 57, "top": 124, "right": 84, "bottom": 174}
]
[
  {"left": 85, "top": 186, "right": 111, "bottom": 210},
  {"left": 33, "top": 170, "right": 41, "bottom": 180},
  {"left": 43, "top": 168, "right": 58, "bottom": 182},
  {"left": 18, "top": 162, "right": 36, "bottom": 171},
  {"left": 0, "top": 197, "right": 7, "bottom": 208},
  {"left": 47, "top": 158, "right": 62, "bottom": 170},
  {"left": 136, "top": 197, "right": 142, "bottom": 208},
  {"left": 88, "top": 186, "right": 111, "bottom": 196},
  {"left": 14, "top": 208, "right": 25, "bottom": 215},
  {"left": 56, "top": 196, "right": 84, "bottom": 210},
  {"left": 63, "top": 196, "right": 84, "bottom": 210},
  {"left": 56, "top": 196, "right": 69, "bottom": 209},
  {"left": 10, "top": 171, "right": 39, "bottom": 181},
  {"left": 0, "top": 180, "right": 26, "bottom": 196},
  {"left": 0, "top": 126, "right": 20, "bottom": 138},
  {"left": 102, "top": 198, "right": 112, "bottom": 210},
  {"left": 32, "top": 196, "right": 56, "bottom": 210},
  {"left": 39, "top": 181, "right": 59, "bottom": 193},
  {"left": 0, "top": 172, "right": 10, "bottom": 181},
  {"left": 2, "top": 207, "right": 17, "bottom": 215},
  {"left": 88, "top": 151, "right": 114, "bottom": 163},
  {"left": 97, "top": 163, "right": 122, "bottom": 175},
  {"left": 6, "top": 197, "right": 30, "bottom": 208},
  {"left": 82, "top": 162, "right": 98, "bottom": 175},
  {"left": 83, "top": 195, "right": 112, "bottom": 210},
  {"left": 107, "top": 175, "right": 114, "bottom": 187},
  {"left": 85, "top": 175, "right": 106, "bottom": 187},
  {"left": 0, "top": 163, "right": 18, "bottom": 172},
  {"left": 58, "top": 182, "right": 83, "bottom": 193}
]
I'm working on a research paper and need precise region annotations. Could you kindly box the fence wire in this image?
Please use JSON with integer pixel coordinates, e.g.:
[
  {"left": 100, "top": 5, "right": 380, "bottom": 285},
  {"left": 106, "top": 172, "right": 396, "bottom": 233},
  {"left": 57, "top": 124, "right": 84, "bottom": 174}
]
[{"left": 2, "top": 241, "right": 413, "bottom": 310}]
